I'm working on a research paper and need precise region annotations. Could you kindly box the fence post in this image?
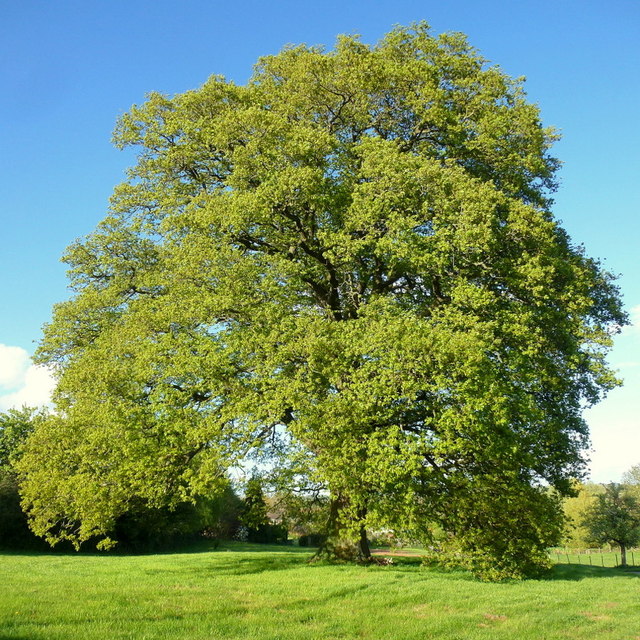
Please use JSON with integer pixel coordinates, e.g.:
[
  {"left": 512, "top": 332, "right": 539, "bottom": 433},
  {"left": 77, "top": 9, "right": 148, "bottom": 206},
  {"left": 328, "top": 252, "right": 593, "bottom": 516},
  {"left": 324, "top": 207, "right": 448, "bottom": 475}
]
[{"left": 601, "top": 553, "right": 604, "bottom": 567}]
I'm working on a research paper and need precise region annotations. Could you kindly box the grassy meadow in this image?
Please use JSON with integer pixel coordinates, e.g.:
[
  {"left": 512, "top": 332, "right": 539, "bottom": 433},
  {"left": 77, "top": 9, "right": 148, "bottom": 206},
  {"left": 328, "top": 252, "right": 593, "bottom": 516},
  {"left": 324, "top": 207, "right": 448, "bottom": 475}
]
[{"left": 2, "top": 542, "right": 640, "bottom": 640}]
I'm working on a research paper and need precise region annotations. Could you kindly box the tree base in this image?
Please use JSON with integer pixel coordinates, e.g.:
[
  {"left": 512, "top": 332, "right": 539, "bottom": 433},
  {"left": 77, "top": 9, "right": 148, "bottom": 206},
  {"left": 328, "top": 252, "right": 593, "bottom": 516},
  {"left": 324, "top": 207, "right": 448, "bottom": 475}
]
[{"left": 312, "top": 538, "right": 372, "bottom": 563}]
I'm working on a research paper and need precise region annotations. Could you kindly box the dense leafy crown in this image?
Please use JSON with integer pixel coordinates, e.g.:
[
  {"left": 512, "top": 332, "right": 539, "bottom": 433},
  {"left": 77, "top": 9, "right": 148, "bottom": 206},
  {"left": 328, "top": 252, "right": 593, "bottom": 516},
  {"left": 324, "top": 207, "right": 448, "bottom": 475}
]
[{"left": 19, "top": 24, "right": 624, "bottom": 577}]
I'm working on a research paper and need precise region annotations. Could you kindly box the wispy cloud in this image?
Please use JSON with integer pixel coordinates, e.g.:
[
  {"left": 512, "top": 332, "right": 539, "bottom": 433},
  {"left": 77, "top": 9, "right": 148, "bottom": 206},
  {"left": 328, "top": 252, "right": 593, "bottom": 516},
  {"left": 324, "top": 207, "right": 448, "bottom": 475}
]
[
  {"left": 613, "top": 361, "right": 640, "bottom": 369},
  {"left": 0, "top": 344, "right": 55, "bottom": 412},
  {"left": 620, "top": 304, "right": 640, "bottom": 336}
]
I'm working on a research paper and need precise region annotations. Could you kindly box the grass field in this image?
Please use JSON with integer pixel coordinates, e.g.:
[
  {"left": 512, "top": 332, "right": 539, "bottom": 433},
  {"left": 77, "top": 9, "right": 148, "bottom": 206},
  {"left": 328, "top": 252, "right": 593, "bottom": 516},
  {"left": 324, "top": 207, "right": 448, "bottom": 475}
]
[{"left": 2, "top": 542, "right": 640, "bottom": 639}]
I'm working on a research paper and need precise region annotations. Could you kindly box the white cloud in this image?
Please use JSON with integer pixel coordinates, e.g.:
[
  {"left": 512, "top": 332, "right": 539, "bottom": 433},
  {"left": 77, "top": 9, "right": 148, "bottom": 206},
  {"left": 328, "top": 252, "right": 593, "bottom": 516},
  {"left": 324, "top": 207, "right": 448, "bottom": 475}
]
[
  {"left": 0, "top": 344, "right": 31, "bottom": 389},
  {"left": 0, "top": 344, "right": 55, "bottom": 412}
]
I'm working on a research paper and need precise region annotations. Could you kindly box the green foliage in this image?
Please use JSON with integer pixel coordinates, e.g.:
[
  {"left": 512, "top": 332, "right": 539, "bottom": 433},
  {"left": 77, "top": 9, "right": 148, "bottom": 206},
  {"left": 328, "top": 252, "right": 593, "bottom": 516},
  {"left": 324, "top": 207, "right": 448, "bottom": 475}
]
[
  {"left": 561, "top": 482, "right": 602, "bottom": 548},
  {"left": 0, "top": 406, "right": 41, "bottom": 469},
  {"left": 240, "top": 477, "right": 269, "bottom": 531},
  {"left": 112, "top": 482, "right": 242, "bottom": 552},
  {"left": 622, "top": 464, "right": 640, "bottom": 486},
  {"left": 200, "top": 481, "right": 244, "bottom": 541},
  {"left": 621, "top": 464, "right": 640, "bottom": 502},
  {"left": 423, "top": 482, "right": 563, "bottom": 580},
  {"left": 270, "top": 490, "right": 329, "bottom": 541},
  {"left": 0, "top": 407, "right": 49, "bottom": 550},
  {"left": 18, "top": 23, "right": 625, "bottom": 577},
  {"left": 0, "top": 469, "right": 48, "bottom": 550},
  {"left": 239, "top": 477, "right": 288, "bottom": 544},
  {"left": 110, "top": 501, "right": 201, "bottom": 552},
  {"left": 582, "top": 483, "right": 640, "bottom": 565}
]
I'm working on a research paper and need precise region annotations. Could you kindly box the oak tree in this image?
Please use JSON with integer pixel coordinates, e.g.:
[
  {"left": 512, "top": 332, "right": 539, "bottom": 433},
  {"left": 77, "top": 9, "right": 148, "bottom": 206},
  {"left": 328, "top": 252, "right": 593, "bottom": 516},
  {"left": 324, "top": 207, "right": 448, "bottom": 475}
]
[{"left": 18, "top": 23, "right": 625, "bottom": 578}]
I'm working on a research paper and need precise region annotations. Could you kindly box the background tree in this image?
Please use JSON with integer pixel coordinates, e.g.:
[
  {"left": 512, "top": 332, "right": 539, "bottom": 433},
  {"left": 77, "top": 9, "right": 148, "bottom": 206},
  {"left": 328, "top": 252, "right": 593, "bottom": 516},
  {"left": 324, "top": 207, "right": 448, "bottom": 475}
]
[
  {"left": 240, "top": 476, "right": 290, "bottom": 544},
  {"left": 110, "top": 483, "right": 242, "bottom": 552},
  {"left": 18, "top": 23, "right": 625, "bottom": 578},
  {"left": 622, "top": 464, "right": 640, "bottom": 502},
  {"left": 240, "top": 476, "right": 269, "bottom": 540},
  {"left": 0, "top": 407, "right": 48, "bottom": 549},
  {"left": 561, "top": 482, "right": 602, "bottom": 549},
  {"left": 0, "top": 406, "right": 40, "bottom": 469},
  {"left": 582, "top": 483, "right": 640, "bottom": 566}
]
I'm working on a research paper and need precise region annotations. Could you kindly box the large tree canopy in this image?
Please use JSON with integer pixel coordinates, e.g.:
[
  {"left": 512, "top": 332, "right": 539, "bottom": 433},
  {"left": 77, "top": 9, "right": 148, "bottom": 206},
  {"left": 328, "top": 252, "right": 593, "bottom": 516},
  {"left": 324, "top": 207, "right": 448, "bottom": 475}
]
[{"left": 19, "top": 23, "right": 624, "bottom": 578}]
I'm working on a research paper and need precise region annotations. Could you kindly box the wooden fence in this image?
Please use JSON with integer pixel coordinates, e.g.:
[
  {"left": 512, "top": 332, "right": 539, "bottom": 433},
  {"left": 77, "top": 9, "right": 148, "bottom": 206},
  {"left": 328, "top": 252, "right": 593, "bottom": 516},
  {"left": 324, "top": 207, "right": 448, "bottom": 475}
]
[{"left": 550, "top": 548, "right": 639, "bottom": 567}]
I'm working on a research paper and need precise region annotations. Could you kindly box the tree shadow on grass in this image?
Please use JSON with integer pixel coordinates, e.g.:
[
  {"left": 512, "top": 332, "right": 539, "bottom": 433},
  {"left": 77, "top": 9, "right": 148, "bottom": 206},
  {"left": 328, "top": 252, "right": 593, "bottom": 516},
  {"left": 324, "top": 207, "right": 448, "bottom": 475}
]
[
  {"left": 14, "top": 543, "right": 635, "bottom": 584},
  {"left": 148, "top": 550, "right": 313, "bottom": 578},
  {"left": 0, "top": 539, "right": 312, "bottom": 559},
  {"left": 226, "top": 557, "right": 310, "bottom": 575},
  {"left": 193, "top": 554, "right": 310, "bottom": 576},
  {"left": 206, "top": 558, "right": 640, "bottom": 583},
  {"left": 148, "top": 548, "right": 425, "bottom": 578},
  {"left": 206, "top": 550, "right": 446, "bottom": 578},
  {"left": 214, "top": 541, "right": 314, "bottom": 554}
]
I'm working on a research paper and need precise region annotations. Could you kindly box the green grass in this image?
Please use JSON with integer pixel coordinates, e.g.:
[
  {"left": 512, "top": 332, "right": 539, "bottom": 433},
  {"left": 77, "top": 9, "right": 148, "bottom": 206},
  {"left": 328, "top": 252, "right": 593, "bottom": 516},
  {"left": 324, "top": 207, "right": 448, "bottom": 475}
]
[{"left": 2, "top": 542, "right": 640, "bottom": 639}]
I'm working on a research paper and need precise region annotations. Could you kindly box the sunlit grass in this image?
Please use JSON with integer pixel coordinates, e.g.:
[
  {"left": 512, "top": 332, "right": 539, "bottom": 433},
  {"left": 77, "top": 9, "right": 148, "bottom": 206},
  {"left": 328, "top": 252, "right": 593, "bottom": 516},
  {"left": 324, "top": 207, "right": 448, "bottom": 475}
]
[{"left": 2, "top": 542, "right": 639, "bottom": 639}]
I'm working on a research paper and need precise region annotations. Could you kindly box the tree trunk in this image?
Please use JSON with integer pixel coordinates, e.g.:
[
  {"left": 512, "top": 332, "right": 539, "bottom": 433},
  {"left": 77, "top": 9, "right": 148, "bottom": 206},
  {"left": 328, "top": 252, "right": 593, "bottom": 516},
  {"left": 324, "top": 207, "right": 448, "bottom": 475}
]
[
  {"left": 620, "top": 544, "right": 627, "bottom": 567},
  {"left": 313, "top": 494, "right": 371, "bottom": 562},
  {"left": 313, "top": 494, "right": 343, "bottom": 560},
  {"left": 357, "top": 521, "right": 372, "bottom": 561}
]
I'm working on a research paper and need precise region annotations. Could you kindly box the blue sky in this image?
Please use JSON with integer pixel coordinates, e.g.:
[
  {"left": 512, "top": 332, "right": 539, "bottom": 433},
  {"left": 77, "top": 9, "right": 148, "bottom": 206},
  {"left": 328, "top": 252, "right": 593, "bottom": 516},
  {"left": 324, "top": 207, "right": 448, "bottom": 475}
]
[{"left": 1, "top": 0, "right": 638, "bottom": 482}]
